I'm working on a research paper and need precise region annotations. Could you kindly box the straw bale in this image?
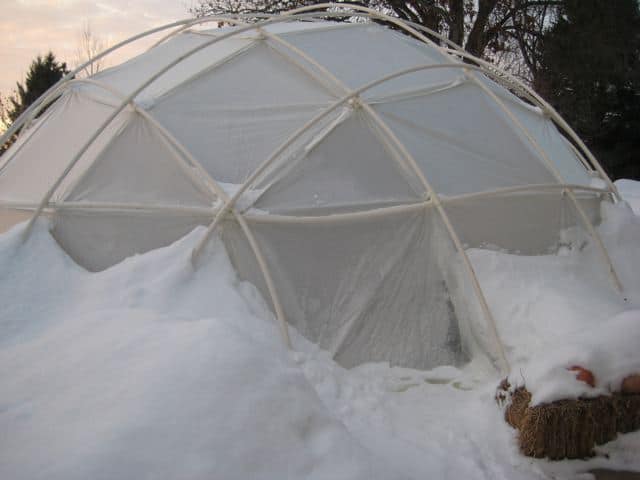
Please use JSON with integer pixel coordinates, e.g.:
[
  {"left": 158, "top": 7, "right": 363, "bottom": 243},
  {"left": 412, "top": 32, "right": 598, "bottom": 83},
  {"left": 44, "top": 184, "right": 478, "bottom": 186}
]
[{"left": 497, "top": 382, "right": 640, "bottom": 459}]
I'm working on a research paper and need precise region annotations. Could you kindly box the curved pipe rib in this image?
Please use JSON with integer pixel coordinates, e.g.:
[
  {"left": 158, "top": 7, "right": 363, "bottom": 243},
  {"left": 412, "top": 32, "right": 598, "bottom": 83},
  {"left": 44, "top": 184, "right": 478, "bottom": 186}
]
[
  {"left": 189, "top": 62, "right": 495, "bottom": 262},
  {"left": 2, "top": 2, "right": 618, "bottom": 204},
  {"left": 5, "top": 3, "right": 622, "bottom": 361}
]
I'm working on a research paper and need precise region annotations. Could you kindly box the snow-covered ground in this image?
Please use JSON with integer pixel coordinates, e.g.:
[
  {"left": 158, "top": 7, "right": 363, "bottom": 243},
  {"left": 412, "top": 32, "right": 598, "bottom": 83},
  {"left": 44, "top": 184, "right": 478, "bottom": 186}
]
[
  {"left": 470, "top": 193, "right": 640, "bottom": 405},
  {"left": 617, "top": 179, "right": 640, "bottom": 216},
  {"left": 1, "top": 180, "right": 639, "bottom": 479}
]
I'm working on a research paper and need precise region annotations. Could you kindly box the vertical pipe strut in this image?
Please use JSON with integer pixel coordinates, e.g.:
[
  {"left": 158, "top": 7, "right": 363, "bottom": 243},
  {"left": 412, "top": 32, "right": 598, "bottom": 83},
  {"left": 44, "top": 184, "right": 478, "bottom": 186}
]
[{"left": 7, "top": 3, "right": 621, "bottom": 370}]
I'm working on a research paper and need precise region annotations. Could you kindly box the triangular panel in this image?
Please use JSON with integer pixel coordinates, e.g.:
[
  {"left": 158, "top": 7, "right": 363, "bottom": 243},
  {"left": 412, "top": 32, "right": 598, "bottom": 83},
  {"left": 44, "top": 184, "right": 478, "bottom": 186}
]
[
  {"left": 474, "top": 75, "right": 593, "bottom": 185},
  {"left": 236, "top": 209, "right": 468, "bottom": 369},
  {"left": 254, "top": 109, "right": 424, "bottom": 214},
  {"left": 151, "top": 42, "right": 336, "bottom": 184},
  {"left": 64, "top": 115, "right": 213, "bottom": 207},
  {"left": 375, "top": 82, "right": 557, "bottom": 196},
  {"left": 281, "top": 24, "right": 459, "bottom": 99},
  {"left": 0, "top": 92, "right": 130, "bottom": 204},
  {"left": 93, "top": 32, "right": 253, "bottom": 104}
]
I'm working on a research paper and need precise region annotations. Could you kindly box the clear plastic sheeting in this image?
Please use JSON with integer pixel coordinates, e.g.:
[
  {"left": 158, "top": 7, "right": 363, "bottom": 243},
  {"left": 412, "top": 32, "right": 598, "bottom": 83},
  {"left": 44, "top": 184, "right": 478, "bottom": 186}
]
[
  {"left": 0, "top": 101, "right": 58, "bottom": 174},
  {"left": 254, "top": 110, "right": 423, "bottom": 214},
  {"left": 0, "top": 14, "right": 619, "bottom": 373},
  {"left": 0, "top": 92, "right": 129, "bottom": 203},
  {"left": 221, "top": 219, "right": 275, "bottom": 313},
  {"left": 64, "top": 115, "right": 213, "bottom": 207},
  {"left": 500, "top": 95, "right": 594, "bottom": 185},
  {"left": 52, "top": 210, "right": 209, "bottom": 272},
  {"left": 151, "top": 42, "right": 334, "bottom": 183},
  {"left": 473, "top": 74, "right": 594, "bottom": 185},
  {"left": 443, "top": 191, "right": 603, "bottom": 254},
  {"left": 432, "top": 216, "right": 504, "bottom": 371},
  {"left": 375, "top": 83, "right": 557, "bottom": 195},
  {"left": 241, "top": 210, "right": 469, "bottom": 369},
  {"left": 281, "top": 23, "right": 458, "bottom": 99},
  {"left": 154, "top": 42, "right": 333, "bottom": 108},
  {"left": 153, "top": 104, "right": 325, "bottom": 184},
  {"left": 91, "top": 33, "right": 253, "bottom": 105}
]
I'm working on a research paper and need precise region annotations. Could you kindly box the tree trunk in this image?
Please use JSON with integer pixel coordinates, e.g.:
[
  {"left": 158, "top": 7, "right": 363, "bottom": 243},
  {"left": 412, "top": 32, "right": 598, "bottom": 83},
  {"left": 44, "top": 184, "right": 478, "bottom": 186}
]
[
  {"left": 465, "top": 0, "right": 499, "bottom": 56},
  {"left": 448, "top": 0, "right": 465, "bottom": 46}
]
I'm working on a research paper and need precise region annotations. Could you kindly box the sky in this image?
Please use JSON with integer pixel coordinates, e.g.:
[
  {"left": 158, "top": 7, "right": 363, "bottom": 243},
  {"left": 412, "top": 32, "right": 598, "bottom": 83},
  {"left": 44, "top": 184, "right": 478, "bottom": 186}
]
[{"left": 0, "top": 0, "right": 195, "bottom": 95}]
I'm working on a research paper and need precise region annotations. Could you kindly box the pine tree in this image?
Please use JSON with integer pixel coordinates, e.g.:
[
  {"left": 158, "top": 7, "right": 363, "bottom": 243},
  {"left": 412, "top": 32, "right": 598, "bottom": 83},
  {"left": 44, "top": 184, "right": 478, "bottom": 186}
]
[
  {"left": 1, "top": 52, "right": 69, "bottom": 155},
  {"left": 534, "top": 0, "right": 640, "bottom": 180},
  {"left": 7, "top": 52, "right": 69, "bottom": 124}
]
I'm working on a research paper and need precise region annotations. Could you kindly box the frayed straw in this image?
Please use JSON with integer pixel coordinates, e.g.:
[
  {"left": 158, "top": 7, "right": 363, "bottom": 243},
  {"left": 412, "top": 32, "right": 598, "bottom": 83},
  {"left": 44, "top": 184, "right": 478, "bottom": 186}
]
[{"left": 498, "top": 382, "right": 640, "bottom": 460}]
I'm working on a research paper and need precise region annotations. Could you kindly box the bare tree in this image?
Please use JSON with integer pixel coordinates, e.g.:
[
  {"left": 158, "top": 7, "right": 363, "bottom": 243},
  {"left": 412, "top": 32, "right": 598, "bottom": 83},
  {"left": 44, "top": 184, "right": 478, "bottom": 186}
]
[
  {"left": 190, "top": 0, "right": 561, "bottom": 83},
  {"left": 192, "top": 0, "right": 318, "bottom": 17},
  {"left": 75, "top": 21, "right": 108, "bottom": 78}
]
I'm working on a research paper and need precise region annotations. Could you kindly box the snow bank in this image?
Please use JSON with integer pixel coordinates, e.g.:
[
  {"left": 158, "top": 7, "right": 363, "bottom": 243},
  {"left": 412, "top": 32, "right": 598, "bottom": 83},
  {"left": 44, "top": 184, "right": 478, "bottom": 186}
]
[
  {"left": 512, "top": 309, "right": 640, "bottom": 404},
  {"left": 616, "top": 179, "right": 640, "bottom": 215},
  {"left": 296, "top": 348, "right": 539, "bottom": 480},
  {"left": 1, "top": 189, "right": 639, "bottom": 479},
  {"left": 467, "top": 200, "right": 640, "bottom": 404},
  {"left": 0, "top": 220, "right": 552, "bottom": 480},
  {"left": 0, "top": 221, "right": 385, "bottom": 480}
]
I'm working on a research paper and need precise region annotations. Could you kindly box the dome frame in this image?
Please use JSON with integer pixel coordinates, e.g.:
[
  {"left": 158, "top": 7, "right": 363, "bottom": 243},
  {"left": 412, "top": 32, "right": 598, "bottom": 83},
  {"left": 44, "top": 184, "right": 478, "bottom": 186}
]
[{"left": 0, "top": 4, "right": 626, "bottom": 374}]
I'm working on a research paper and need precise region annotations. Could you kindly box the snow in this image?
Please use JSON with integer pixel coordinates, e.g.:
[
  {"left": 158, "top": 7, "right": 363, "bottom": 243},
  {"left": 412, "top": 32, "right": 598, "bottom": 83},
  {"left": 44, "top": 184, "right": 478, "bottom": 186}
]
[
  {"left": 616, "top": 179, "right": 640, "bottom": 215},
  {"left": 464, "top": 197, "right": 640, "bottom": 405},
  {"left": 0, "top": 222, "right": 386, "bottom": 480},
  {"left": 1, "top": 181, "right": 640, "bottom": 478}
]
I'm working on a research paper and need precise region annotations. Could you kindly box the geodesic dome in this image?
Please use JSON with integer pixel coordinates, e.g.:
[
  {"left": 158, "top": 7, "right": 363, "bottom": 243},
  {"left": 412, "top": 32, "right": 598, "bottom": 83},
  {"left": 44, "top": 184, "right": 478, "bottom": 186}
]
[{"left": 0, "top": 5, "right": 624, "bottom": 372}]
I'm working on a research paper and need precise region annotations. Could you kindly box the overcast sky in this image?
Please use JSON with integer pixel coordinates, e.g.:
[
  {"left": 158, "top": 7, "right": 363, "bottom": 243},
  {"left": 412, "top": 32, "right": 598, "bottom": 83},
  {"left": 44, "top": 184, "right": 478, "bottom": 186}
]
[{"left": 1, "top": 0, "right": 194, "bottom": 95}]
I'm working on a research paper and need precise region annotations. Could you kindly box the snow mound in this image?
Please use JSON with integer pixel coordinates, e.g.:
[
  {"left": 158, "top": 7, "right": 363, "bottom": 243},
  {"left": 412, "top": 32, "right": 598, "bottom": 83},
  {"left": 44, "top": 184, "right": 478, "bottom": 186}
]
[
  {"left": 513, "top": 309, "right": 640, "bottom": 404},
  {"left": 0, "top": 221, "right": 386, "bottom": 480},
  {"left": 1, "top": 191, "right": 640, "bottom": 479},
  {"left": 467, "top": 200, "right": 640, "bottom": 404}
]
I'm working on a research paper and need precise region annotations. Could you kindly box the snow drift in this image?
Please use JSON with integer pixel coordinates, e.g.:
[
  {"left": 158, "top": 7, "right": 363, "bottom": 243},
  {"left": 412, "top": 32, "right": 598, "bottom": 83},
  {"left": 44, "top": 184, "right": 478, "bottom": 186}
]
[
  {"left": 1, "top": 181, "right": 639, "bottom": 479},
  {"left": 0, "top": 221, "right": 387, "bottom": 480}
]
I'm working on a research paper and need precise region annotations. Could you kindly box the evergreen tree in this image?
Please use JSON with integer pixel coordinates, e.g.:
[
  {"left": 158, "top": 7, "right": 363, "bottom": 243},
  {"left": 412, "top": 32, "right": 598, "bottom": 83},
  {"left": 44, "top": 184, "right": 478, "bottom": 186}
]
[
  {"left": 534, "top": 0, "right": 640, "bottom": 180},
  {"left": 7, "top": 52, "right": 69, "bottom": 124},
  {"left": 0, "top": 95, "right": 9, "bottom": 133},
  {"left": 1, "top": 52, "right": 68, "bottom": 155}
]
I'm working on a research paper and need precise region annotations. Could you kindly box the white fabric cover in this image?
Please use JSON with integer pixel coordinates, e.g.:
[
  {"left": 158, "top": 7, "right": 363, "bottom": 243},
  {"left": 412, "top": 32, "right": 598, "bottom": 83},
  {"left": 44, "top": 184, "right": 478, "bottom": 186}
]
[
  {"left": 150, "top": 42, "right": 334, "bottom": 183},
  {"left": 281, "top": 24, "right": 459, "bottom": 98},
  {"left": 0, "top": 92, "right": 129, "bottom": 203},
  {"left": 254, "top": 109, "right": 422, "bottom": 213},
  {"left": 0, "top": 19, "right": 608, "bottom": 371},
  {"left": 374, "top": 82, "right": 557, "bottom": 195},
  {"left": 91, "top": 33, "right": 253, "bottom": 105},
  {"left": 444, "top": 192, "right": 602, "bottom": 254},
  {"left": 226, "top": 212, "right": 469, "bottom": 370},
  {"left": 52, "top": 210, "right": 210, "bottom": 272},
  {"left": 502, "top": 97, "right": 593, "bottom": 185},
  {"left": 64, "top": 116, "right": 213, "bottom": 206}
]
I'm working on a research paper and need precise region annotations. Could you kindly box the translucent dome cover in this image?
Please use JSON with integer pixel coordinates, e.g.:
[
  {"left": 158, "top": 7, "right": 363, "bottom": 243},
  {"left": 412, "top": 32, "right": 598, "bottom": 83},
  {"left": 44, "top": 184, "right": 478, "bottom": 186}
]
[{"left": 0, "top": 5, "right": 623, "bottom": 372}]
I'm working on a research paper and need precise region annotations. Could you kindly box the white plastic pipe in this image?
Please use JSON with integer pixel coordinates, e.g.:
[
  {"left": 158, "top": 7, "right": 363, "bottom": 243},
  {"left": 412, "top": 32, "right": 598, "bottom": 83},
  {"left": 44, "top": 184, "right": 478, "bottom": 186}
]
[
  {"left": 252, "top": 20, "right": 511, "bottom": 372},
  {"left": 19, "top": 15, "right": 317, "bottom": 242},
  {"left": 190, "top": 62, "right": 494, "bottom": 263},
  {"left": 0, "top": 19, "right": 198, "bottom": 149},
  {"left": 0, "top": 184, "right": 607, "bottom": 222},
  {"left": 467, "top": 72, "right": 623, "bottom": 293},
  {"left": 5, "top": 3, "right": 621, "bottom": 369}
]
